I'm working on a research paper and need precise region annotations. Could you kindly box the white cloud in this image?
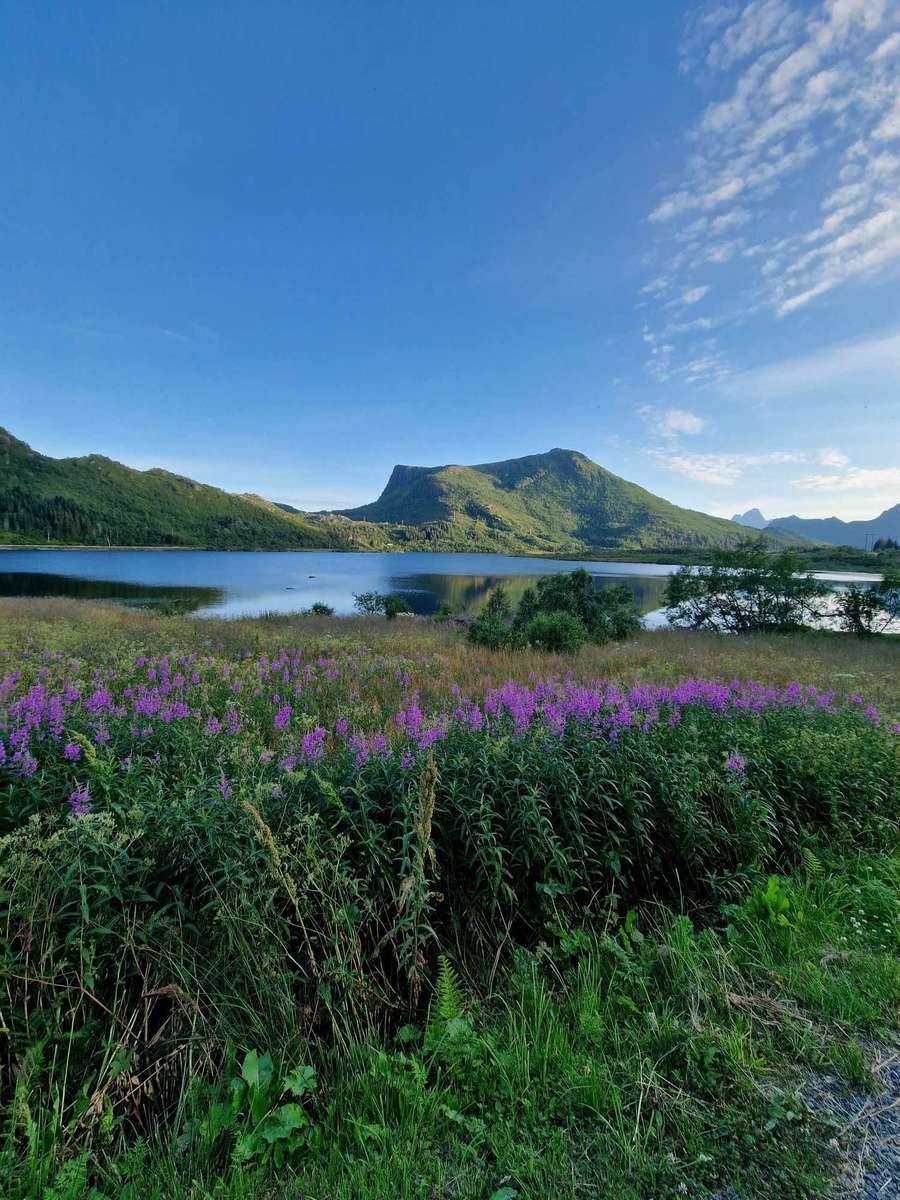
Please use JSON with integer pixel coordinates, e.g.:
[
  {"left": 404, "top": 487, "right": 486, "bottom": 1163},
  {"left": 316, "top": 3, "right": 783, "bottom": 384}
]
[
  {"left": 723, "top": 324, "right": 900, "bottom": 396},
  {"left": 818, "top": 446, "right": 850, "bottom": 466},
  {"left": 769, "top": 44, "right": 821, "bottom": 99},
  {"left": 873, "top": 92, "right": 900, "bottom": 140},
  {"left": 793, "top": 465, "right": 900, "bottom": 490},
  {"left": 705, "top": 0, "right": 801, "bottom": 71},
  {"left": 775, "top": 199, "right": 900, "bottom": 314},
  {"left": 643, "top": 0, "right": 900, "bottom": 371},
  {"left": 640, "top": 406, "right": 708, "bottom": 437},
  {"left": 682, "top": 285, "right": 711, "bottom": 304},
  {"left": 710, "top": 207, "right": 752, "bottom": 232},
  {"left": 870, "top": 30, "right": 900, "bottom": 59},
  {"left": 648, "top": 448, "right": 805, "bottom": 485}
]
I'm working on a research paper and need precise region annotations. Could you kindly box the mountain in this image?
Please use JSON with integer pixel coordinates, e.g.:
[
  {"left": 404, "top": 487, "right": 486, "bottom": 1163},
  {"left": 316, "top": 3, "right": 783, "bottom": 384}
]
[
  {"left": 0, "top": 427, "right": 336, "bottom": 550},
  {"left": 1, "top": 430, "right": 807, "bottom": 555},
  {"left": 335, "top": 448, "right": 794, "bottom": 552},
  {"left": 767, "top": 504, "right": 900, "bottom": 550},
  {"left": 731, "top": 507, "right": 767, "bottom": 530}
]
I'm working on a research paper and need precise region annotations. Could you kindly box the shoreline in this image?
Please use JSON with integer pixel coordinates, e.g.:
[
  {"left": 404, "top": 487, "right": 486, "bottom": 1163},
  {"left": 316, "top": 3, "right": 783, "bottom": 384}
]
[{"left": 0, "top": 541, "right": 893, "bottom": 576}]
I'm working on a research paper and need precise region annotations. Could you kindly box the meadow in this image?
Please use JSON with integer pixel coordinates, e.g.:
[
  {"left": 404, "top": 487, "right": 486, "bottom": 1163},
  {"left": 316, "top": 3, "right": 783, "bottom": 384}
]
[{"left": 1, "top": 598, "right": 899, "bottom": 1199}]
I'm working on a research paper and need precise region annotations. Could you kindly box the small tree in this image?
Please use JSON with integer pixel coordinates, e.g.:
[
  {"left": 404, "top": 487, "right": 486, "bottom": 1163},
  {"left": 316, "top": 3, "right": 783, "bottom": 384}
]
[
  {"left": 664, "top": 539, "right": 828, "bottom": 633},
  {"left": 468, "top": 586, "right": 512, "bottom": 650},
  {"left": 353, "top": 591, "right": 413, "bottom": 619},
  {"left": 353, "top": 591, "right": 386, "bottom": 615},
  {"left": 307, "top": 602, "right": 334, "bottom": 616},
  {"left": 468, "top": 572, "right": 641, "bottom": 653},
  {"left": 383, "top": 594, "right": 412, "bottom": 621},
  {"left": 834, "top": 572, "right": 900, "bottom": 636},
  {"left": 512, "top": 570, "right": 640, "bottom": 645}
]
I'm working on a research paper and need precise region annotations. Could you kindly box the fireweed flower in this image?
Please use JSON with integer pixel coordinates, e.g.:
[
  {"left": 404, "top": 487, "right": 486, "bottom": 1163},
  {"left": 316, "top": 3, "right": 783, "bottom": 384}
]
[
  {"left": 300, "top": 726, "right": 327, "bottom": 763},
  {"left": 63, "top": 742, "right": 81, "bottom": 761},
  {"left": 69, "top": 785, "right": 92, "bottom": 818},
  {"left": 725, "top": 753, "right": 747, "bottom": 776},
  {"left": 274, "top": 704, "right": 292, "bottom": 732}
]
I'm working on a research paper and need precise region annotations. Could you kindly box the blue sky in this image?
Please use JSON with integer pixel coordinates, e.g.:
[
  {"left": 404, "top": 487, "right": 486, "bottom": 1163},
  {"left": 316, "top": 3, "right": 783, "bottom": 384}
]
[{"left": 2, "top": 0, "right": 898, "bottom": 521}]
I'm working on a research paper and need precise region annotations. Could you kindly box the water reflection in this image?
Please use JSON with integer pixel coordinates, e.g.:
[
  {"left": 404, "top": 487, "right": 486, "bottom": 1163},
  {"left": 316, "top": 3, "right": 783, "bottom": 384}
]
[
  {"left": 0, "top": 572, "right": 223, "bottom": 614},
  {"left": 0, "top": 566, "right": 667, "bottom": 621},
  {"left": 389, "top": 572, "right": 669, "bottom": 618},
  {"left": 0, "top": 549, "right": 878, "bottom": 625}
]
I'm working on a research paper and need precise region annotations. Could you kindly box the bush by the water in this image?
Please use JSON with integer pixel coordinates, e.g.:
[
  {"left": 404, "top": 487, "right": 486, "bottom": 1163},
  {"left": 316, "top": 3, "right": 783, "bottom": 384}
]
[
  {"left": 468, "top": 568, "right": 641, "bottom": 651},
  {"left": 664, "top": 540, "right": 830, "bottom": 633},
  {"left": 665, "top": 538, "right": 900, "bottom": 636},
  {"left": 353, "top": 590, "right": 413, "bottom": 619}
]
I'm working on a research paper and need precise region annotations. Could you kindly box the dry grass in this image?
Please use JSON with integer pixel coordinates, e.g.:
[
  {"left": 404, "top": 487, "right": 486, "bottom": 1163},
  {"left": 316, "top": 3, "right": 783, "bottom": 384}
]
[{"left": 2, "top": 596, "right": 898, "bottom": 713}]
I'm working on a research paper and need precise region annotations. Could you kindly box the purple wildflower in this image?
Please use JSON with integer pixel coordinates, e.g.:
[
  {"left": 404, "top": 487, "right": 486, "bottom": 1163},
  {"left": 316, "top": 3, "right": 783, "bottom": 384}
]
[
  {"left": 63, "top": 742, "right": 81, "bottom": 761},
  {"left": 69, "top": 785, "right": 92, "bottom": 818},
  {"left": 274, "top": 704, "right": 292, "bottom": 732},
  {"left": 300, "top": 726, "right": 327, "bottom": 763},
  {"left": 725, "top": 752, "right": 746, "bottom": 776}
]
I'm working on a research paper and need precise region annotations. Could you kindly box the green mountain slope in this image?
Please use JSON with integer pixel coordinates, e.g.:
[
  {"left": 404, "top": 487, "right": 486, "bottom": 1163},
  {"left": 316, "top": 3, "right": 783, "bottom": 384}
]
[
  {"left": 0, "top": 428, "right": 337, "bottom": 550},
  {"left": 336, "top": 448, "right": 794, "bottom": 551},
  {"left": 1, "top": 431, "right": 808, "bottom": 554}
]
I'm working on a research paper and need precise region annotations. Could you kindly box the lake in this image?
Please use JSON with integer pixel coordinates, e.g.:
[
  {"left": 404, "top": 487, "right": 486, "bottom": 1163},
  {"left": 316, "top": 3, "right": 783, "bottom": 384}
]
[
  {"left": 0, "top": 549, "right": 681, "bottom": 622},
  {"left": 0, "top": 549, "right": 882, "bottom": 625}
]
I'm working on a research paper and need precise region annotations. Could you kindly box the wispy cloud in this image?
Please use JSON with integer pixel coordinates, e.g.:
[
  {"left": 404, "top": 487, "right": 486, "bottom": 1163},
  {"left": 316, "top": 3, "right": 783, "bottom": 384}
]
[
  {"left": 641, "top": 0, "right": 900, "bottom": 381},
  {"left": 792, "top": 465, "right": 900, "bottom": 491},
  {"left": 647, "top": 448, "right": 805, "bottom": 485},
  {"left": 722, "top": 324, "right": 900, "bottom": 397},
  {"left": 639, "top": 406, "right": 708, "bottom": 438},
  {"left": 818, "top": 446, "right": 849, "bottom": 467}
]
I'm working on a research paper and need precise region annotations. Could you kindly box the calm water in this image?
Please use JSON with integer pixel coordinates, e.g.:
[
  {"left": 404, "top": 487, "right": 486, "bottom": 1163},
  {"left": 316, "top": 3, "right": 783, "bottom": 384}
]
[
  {"left": 0, "top": 549, "right": 679, "bottom": 622},
  {"left": 0, "top": 550, "right": 881, "bottom": 625}
]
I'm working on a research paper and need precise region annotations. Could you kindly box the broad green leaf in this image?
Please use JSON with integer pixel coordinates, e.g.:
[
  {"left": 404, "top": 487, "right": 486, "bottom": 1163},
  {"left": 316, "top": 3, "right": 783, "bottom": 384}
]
[
  {"left": 259, "top": 1102, "right": 308, "bottom": 1144},
  {"left": 283, "top": 1065, "right": 316, "bottom": 1097},
  {"left": 233, "top": 1131, "right": 263, "bottom": 1162},
  {"left": 241, "top": 1049, "right": 273, "bottom": 1093}
]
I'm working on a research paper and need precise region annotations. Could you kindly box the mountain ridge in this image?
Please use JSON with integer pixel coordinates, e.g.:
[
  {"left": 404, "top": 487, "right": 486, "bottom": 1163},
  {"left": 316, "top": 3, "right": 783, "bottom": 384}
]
[
  {"left": 2, "top": 428, "right": 804, "bottom": 554},
  {"left": 334, "top": 447, "right": 803, "bottom": 552},
  {"left": 767, "top": 505, "right": 900, "bottom": 549}
]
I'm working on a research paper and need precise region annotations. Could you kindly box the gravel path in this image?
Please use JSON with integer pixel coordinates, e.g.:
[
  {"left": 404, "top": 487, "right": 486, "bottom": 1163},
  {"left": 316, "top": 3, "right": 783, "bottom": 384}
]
[{"left": 804, "top": 1042, "right": 900, "bottom": 1198}]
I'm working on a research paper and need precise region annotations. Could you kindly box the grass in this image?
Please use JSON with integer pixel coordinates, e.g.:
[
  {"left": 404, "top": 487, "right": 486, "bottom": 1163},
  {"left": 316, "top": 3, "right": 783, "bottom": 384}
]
[{"left": 1, "top": 598, "right": 898, "bottom": 1199}]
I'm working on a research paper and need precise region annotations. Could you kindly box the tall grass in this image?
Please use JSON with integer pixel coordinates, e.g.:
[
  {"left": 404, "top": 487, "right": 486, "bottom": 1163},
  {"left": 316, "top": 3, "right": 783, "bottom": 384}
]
[{"left": 1, "top": 599, "right": 898, "bottom": 1197}]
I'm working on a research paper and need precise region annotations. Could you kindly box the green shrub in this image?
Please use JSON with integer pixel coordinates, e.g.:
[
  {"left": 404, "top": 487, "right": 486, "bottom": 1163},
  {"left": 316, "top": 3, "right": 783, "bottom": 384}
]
[
  {"left": 470, "top": 572, "right": 640, "bottom": 652},
  {"left": 523, "top": 611, "right": 588, "bottom": 653},
  {"left": 353, "top": 591, "right": 413, "bottom": 619},
  {"left": 307, "top": 602, "right": 335, "bottom": 616},
  {"left": 467, "top": 586, "right": 512, "bottom": 649},
  {"left": 383, "top": 594, "right": 412, "bottom": 621}
]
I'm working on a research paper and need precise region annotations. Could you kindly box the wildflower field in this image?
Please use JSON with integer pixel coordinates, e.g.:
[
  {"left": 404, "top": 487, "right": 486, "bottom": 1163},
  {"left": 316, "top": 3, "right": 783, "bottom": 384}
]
[{"left": 2, "top": 598, "right": 899, "bottom": 1199}]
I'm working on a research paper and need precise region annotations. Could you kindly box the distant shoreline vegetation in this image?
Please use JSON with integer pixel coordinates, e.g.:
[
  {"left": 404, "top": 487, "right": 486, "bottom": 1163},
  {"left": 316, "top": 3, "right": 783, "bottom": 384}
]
[{"left": 0, "top": 539, "right": 895, "bottom": 578}]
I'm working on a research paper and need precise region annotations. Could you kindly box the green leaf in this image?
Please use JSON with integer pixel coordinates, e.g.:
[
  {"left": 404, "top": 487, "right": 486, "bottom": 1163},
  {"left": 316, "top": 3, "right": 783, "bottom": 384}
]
[
  {"left": 241, "top": 1049, "right": 273, "bottom": 1093},
  {"left": 490, "top": 1189, "right": 519, "bottom": 1200},
  {"left": 233, "top": 1132, "right": 264, "bottom": 1162},
  {"left": 394, "top": 1024, "right": 420, "bottom": 1045},
  {"left": 259, "top": 1103, "right": 308, "bottom": 1144},
  {"left": 283, "top": 1065, "right": 316, "bottom": 1097}
]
